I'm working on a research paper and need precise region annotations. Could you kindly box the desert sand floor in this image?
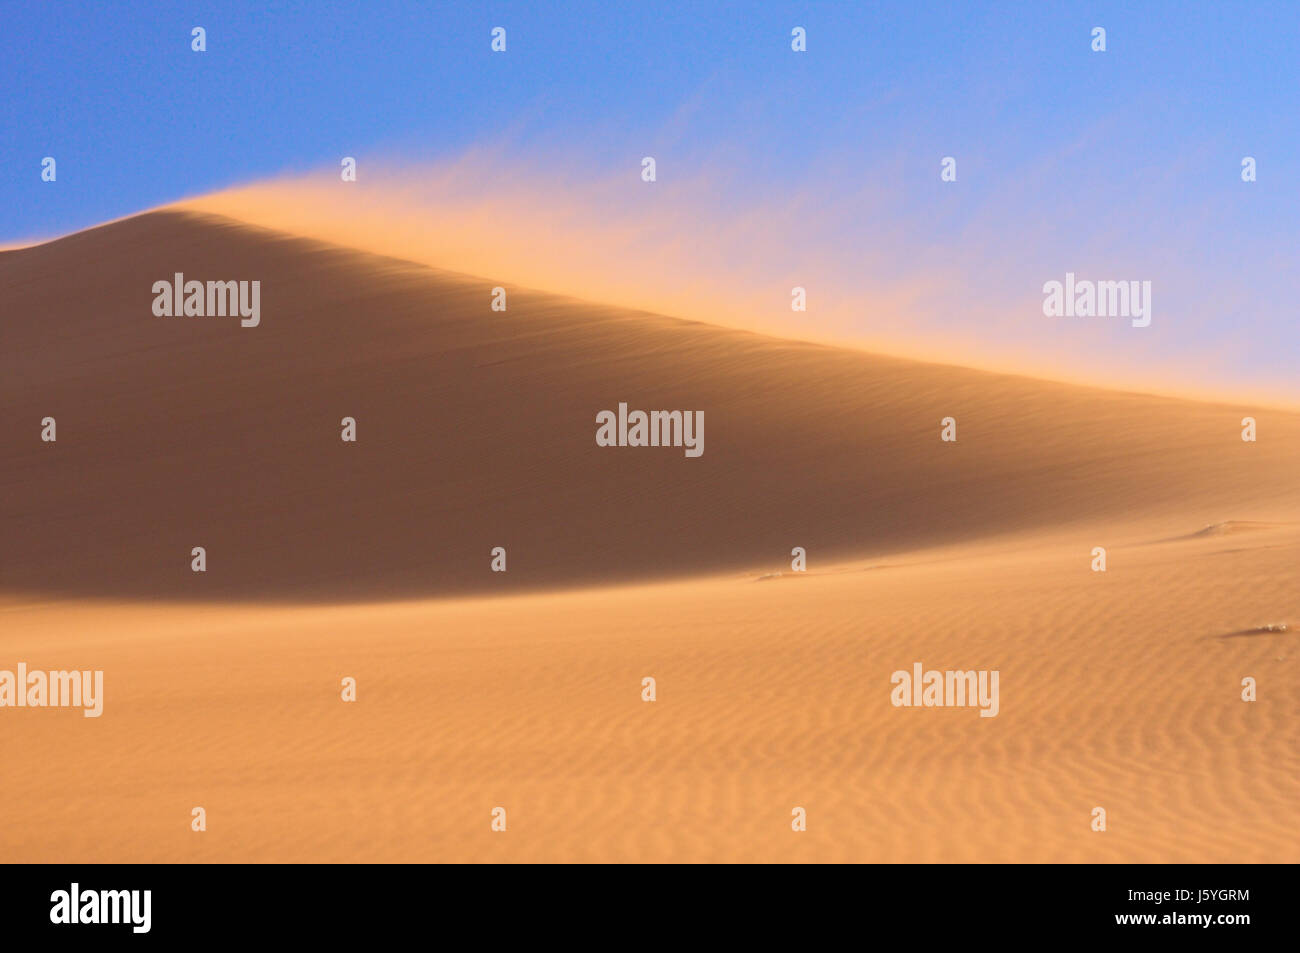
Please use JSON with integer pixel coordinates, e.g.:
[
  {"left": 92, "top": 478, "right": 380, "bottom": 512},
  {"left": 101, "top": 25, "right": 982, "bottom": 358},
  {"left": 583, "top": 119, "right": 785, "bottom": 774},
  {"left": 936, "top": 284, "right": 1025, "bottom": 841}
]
[
  {"left": 1, "top": 210, "right": 1296, "bottom": 861},
  {"left": 1, "top": 518, "right": 1296, "bottom": 863}
]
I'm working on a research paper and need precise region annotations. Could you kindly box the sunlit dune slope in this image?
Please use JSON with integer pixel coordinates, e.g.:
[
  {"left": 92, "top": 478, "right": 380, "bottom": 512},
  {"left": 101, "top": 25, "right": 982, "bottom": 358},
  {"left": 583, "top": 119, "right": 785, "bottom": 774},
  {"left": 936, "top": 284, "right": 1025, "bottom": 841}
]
[{"left": 2, "top": 521, "right": 1297, "bottom": 862}]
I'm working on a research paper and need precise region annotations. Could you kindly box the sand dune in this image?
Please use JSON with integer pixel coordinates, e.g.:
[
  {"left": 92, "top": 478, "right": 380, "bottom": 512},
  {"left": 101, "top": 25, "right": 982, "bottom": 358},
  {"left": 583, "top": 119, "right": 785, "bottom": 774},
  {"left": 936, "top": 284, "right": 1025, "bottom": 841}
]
[
  {"left": 2, "top": 210, "right": 1297, "bottom": 601},
  {"left": 1, "top": 210, "right": 1296, "bottom": 862}
]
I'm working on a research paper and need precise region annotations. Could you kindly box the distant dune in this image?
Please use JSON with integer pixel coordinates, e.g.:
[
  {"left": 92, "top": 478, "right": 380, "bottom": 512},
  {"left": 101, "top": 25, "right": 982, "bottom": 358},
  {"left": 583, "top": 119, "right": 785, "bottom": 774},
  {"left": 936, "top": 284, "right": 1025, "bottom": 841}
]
[
  {"left": 3, "top": 209, "right": 1298, "bottom": 601},
  {"left": 2, "top": 210, "right": 1296, "bottom": 863}
]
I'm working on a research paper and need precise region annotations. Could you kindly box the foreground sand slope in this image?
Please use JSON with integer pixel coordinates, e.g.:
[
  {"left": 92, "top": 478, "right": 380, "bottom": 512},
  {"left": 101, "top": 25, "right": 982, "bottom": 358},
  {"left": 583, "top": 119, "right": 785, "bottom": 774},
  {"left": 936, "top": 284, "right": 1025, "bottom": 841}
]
[
  {"left": 1, "top": 519, "right": 1296, "bottom": 862},
  {"left": 2, "top": 210, "right": 1298, "bottom": 601}
]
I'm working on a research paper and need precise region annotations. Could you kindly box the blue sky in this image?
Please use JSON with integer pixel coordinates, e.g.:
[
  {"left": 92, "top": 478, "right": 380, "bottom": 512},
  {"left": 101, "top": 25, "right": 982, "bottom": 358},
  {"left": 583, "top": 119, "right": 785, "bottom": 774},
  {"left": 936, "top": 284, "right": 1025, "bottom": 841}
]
[{"left": 4, "top": 1, "right": 1297, "bottom": 397}]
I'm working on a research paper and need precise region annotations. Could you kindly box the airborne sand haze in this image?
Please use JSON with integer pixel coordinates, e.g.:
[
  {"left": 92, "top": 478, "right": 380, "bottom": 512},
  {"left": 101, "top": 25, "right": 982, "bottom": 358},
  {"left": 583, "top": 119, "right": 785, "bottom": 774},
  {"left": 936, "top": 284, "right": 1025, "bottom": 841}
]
[{"left": 171, "top": 165, "right": 1300, "bottom": 408}]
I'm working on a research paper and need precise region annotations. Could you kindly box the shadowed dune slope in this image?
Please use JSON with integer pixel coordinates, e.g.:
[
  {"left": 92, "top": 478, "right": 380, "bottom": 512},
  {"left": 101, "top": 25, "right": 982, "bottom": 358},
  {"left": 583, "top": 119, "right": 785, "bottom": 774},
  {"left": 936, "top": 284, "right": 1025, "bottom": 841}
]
[{"left": 2, "top": 210, "right": 1297, "bottom": 601}]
